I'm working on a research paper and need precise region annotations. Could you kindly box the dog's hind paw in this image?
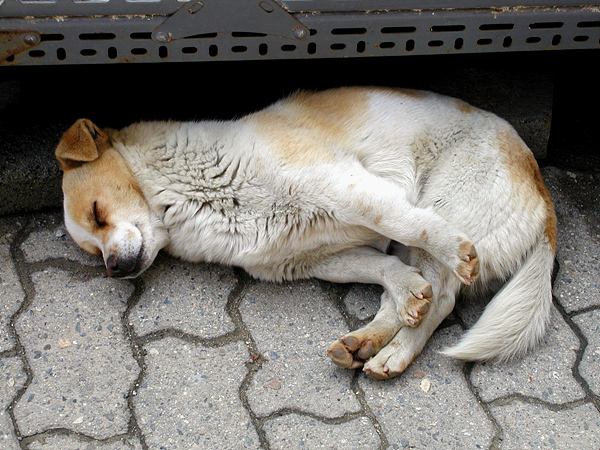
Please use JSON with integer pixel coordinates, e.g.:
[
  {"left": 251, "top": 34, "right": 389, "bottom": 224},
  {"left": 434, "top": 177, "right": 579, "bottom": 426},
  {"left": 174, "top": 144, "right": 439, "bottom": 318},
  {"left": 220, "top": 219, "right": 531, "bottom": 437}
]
[
  {"left": 400, "top": 284, "right": 433, "bottom": 327},
  {"left": 327, "top": 333, "right": 385, "bottom": 369}
]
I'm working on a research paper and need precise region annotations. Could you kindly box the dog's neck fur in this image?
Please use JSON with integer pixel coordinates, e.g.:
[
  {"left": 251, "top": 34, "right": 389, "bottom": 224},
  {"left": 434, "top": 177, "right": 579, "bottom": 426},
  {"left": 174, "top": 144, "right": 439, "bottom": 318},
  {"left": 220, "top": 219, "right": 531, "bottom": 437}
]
[
  {"left": 113, "top": 121, "right": 248, "bottom": 217},
  {"left": 109, "top": 120, "right": 283, "bottom": 269}
]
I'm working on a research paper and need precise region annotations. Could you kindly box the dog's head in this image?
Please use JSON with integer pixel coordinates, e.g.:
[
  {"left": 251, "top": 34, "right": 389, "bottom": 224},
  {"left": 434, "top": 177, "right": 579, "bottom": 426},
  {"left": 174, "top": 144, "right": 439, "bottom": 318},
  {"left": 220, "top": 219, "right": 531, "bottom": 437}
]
[{"left": 56, "top": 119, "right": 169, "bottom": 278}]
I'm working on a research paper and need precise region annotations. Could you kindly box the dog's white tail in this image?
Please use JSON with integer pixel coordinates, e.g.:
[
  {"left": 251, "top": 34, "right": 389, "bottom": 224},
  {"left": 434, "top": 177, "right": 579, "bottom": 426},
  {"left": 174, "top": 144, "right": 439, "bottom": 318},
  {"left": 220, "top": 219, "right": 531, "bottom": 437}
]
[{"left": 442, "top": 237, "right": 554, "bottom": 362}]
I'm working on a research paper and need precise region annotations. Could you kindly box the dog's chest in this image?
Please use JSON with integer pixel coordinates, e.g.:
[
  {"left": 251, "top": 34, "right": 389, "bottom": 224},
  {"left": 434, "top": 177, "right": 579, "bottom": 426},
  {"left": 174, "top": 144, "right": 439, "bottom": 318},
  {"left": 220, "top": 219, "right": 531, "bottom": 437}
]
[{"left": 156, "top": 183, "right": 379, "bottom": 280}]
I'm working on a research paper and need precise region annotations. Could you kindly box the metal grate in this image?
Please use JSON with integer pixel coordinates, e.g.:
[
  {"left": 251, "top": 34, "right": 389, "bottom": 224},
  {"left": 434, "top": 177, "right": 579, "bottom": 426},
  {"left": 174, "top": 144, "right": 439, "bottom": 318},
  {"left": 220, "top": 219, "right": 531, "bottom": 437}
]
[{"left": 1, "top": 0, "right": 599, "bottom": 66}]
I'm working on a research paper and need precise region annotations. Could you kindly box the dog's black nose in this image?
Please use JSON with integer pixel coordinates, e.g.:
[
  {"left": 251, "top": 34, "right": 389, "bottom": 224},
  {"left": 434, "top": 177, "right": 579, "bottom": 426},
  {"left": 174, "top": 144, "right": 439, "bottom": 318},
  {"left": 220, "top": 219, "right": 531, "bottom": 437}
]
[{"left": 106, "top": 254, "right": 138, "bottom": 278}]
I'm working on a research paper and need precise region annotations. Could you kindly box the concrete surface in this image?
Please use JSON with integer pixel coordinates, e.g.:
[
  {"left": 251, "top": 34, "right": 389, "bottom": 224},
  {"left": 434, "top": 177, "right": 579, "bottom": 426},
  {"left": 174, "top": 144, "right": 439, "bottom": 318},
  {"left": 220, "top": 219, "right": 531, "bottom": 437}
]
[{"left": 0, "top": 162, "right": 599, "bottom": 450}]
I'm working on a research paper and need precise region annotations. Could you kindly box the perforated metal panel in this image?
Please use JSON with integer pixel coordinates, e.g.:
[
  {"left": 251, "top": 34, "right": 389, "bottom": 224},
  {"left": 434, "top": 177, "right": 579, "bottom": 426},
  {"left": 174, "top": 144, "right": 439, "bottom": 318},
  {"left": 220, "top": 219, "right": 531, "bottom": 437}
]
[{"left": 1, "top": 0, "right": 599, "bottom": 66}]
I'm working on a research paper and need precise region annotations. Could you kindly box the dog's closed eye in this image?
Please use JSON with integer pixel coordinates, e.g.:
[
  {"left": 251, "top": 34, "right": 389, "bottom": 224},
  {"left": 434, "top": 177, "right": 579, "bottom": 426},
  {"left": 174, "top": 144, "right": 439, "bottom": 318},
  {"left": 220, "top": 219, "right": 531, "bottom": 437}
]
[{"left": 92, "top": 201, "right": 107, "bottom": 228}]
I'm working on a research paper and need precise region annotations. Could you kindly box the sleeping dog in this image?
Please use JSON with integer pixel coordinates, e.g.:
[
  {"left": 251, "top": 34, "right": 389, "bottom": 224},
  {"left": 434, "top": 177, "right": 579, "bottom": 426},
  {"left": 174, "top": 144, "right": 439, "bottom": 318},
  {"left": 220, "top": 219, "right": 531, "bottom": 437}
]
[{"left": 55, "top": 87, "right": 556, "bottom": 379}]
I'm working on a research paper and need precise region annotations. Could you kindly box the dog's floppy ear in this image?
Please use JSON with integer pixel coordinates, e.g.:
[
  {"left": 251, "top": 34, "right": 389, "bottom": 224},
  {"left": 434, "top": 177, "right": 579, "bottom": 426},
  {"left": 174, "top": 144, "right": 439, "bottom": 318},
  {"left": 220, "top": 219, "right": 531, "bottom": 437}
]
[{"left": 55, "top": 119, "right": 110, "bottom": 170}]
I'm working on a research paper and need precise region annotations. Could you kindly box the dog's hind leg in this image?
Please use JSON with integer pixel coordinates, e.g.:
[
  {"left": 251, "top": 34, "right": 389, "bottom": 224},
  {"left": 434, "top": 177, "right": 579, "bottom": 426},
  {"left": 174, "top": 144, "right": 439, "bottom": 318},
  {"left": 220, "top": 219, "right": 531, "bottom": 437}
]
[
  {"left": 363, "top": 249, "right": 460, "bottom": 380},
  {"left": 306, "top": 246, "right": 432, "bottom": 369},
  {"left": 328, "top": 291, "right": 403, "bottom": 369}
]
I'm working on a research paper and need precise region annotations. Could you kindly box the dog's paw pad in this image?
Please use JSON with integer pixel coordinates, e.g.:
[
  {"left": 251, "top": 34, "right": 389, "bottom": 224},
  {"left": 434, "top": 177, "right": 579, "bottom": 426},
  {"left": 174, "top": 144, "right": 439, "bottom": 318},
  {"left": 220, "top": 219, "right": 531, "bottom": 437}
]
[
  {"left": 327, "top": 334, "right": 379, "bottom": 369},
  {"left": 456, "top": 241, "right": 480, "bottom": 285},
  {"left": 328, "top": 343, "right": 354, "bottom": 368},
  {"left": 400, "top": 284, "right": 433, "bottom": 327}
]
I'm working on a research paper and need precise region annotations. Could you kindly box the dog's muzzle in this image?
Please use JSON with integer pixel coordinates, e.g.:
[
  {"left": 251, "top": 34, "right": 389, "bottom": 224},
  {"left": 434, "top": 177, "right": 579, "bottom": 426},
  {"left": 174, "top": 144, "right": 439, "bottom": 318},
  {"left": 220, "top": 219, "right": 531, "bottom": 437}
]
[{"left": 105, "top": 251, "right": 144, "bottom": 278}]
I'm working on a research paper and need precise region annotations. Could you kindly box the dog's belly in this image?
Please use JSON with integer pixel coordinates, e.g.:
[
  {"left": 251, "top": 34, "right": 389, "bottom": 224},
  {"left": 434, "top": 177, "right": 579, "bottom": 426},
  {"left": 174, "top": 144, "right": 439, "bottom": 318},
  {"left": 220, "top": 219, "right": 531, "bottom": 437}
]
[{"left": 164, "top": 205, "right": 385, "bottom": 282}]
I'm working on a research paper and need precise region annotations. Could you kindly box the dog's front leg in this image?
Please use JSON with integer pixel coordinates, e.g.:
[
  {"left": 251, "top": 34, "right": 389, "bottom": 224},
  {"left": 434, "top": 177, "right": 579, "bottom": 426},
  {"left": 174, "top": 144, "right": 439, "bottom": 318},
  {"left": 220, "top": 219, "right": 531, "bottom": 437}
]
[
  {"left": 330, "top": 170, "right": 480, "bottom": 285},
  {"left": 306, "top": 246, "right": 432, "bottom": 369}
]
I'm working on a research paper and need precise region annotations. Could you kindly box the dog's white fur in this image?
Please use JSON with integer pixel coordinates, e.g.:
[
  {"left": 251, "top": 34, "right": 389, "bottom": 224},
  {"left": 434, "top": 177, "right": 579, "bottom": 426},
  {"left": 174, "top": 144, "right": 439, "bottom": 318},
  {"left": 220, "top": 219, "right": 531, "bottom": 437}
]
[{"left": 56, "top": 87, "right": 556, "bottom": 379}]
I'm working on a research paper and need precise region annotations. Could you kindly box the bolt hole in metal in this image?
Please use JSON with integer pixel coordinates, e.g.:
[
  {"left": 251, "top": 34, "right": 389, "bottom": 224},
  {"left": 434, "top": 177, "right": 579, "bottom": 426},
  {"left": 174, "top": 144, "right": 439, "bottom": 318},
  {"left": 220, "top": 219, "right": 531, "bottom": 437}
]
[
  {"left": 480, "top": 23, "right": 515, "bottom": 31},
  {"left": 573, "top": 35, "right": 590, "bottom": 42},
  {"left": 431, "top": 24, "right": 466, "bottom": 32},
  {"left": 79, "top": 32, "right": 116, "bottom": 40},
  {"left": 41, "top": 33, "right": 64, "bottom": 42},
  {"left": 331, "top": 27, "right": 367, "bottom": 35},
  {"left": 131, "top": 32, "right": 153, "bottom": 40},
  {"left": 579, "top": 20, "right": 600, "bottom": 28}
]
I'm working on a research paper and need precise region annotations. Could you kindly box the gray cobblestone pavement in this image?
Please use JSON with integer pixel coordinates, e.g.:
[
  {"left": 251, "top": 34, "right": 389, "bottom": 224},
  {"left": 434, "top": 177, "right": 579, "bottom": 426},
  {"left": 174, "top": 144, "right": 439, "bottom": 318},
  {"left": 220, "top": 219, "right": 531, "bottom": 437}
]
[{"left": 1, "top": 164, "right": 599, "bottom": 450}]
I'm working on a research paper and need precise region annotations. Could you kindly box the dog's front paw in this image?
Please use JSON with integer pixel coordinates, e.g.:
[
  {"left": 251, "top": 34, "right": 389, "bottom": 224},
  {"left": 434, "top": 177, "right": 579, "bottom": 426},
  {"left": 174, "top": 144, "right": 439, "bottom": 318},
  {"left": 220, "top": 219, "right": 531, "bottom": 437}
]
[{"left": 455, "top": 239, "right": 480, "bottom": 285}]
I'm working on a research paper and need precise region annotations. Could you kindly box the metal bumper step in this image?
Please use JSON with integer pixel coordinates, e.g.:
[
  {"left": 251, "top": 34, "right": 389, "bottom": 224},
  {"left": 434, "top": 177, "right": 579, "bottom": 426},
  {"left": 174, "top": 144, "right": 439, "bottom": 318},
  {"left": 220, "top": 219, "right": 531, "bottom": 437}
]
[{"left": 1, "top": 0, "right": 599, "bottom": 66}]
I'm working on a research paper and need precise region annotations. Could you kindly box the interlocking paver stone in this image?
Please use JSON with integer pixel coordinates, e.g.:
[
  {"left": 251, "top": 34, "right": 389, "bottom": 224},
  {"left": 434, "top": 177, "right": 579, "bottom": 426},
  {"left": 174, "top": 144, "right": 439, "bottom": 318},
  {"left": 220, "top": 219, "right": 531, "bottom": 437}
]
[
  {"left": 490, "top": 400, "right": 600, "bottom": 449},
  {"left": 344, "top": 284, "right": 381, "bottom": 321},
  {"left": 543, "top": 167, "right": 600, "bottom": 313},
  {"left": 470, "top": 308, "right": 584, "bottom": 403},
  {"left": 263, "top": 414, "right": 380, "bottom": 449},
  {"left": 0, "top": 356, "right": 27, "bottom": 449},
  {"left": 13, "top": 268, "right": 137, "bottom": 440},
  {"left": 241, "top": 280, "right": 361, "bottom": 418},
  {"left": 20, "top": 214, "right": 102, "bottom": 267},
  {"left": 572, "top": 309, "right": 600, "bottom": 397},
  {"left": 0, "top": 217, "right": 25, "bottom": 352},
  {"left": 131, "top": 257, "right": 237, "bottom": 338},
  {"left": 27, "top": 434, "right": 143, "bottom": 450},
  {"left": 360, "top": 325, "right": 494, "bottom": 450},
  {"left": 135, "top": 337, "right": 258, "bottom": 450}
]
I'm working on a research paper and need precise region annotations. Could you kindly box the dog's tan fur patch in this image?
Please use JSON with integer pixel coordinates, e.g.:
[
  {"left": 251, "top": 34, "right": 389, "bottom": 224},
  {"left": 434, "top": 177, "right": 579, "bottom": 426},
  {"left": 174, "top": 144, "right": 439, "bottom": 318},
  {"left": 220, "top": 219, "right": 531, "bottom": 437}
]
[
  {"left": 252, "top": 88, "right": 371, "bottom": 165},
  {"left": 499, "top": 128, "right": 557, "bottom": 251}
]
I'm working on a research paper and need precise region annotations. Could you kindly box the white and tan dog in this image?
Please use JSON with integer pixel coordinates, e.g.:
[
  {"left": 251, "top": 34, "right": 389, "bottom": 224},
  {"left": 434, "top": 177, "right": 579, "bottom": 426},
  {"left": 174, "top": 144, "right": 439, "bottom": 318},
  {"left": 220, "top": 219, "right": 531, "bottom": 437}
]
[{"left": 55, "top": 87, "right": 556, "bottom": 379}]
